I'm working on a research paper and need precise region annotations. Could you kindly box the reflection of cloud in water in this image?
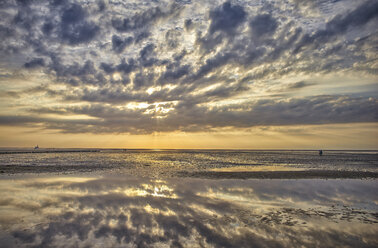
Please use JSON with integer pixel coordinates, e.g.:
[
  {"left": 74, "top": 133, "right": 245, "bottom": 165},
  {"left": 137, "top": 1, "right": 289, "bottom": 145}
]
[{"left": 0, "top": 176, "right": 377, "bottom": 247}]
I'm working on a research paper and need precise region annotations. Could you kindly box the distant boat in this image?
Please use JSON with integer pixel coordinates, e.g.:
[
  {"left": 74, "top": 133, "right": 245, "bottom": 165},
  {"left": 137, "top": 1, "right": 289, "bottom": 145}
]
[
  {"left": 34, "top": 145, "right": 39, "bottom": 149},
  {"left": 319, "top": 150, "right": 323, "bottom": 156}
]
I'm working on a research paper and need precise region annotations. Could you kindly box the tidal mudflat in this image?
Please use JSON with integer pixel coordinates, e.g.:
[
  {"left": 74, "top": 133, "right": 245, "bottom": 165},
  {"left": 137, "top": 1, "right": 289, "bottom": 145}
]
[
  {"left": 0, "top": 175, "right": 377, "bottom": 247},
  {"left": 0, "top": 150, "right": 377, "bottom": 247}
]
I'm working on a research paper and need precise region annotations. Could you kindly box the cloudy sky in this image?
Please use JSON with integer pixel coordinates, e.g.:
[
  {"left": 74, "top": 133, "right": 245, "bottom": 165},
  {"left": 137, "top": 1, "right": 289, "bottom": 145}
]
[{"left": 0, "top": 0, "right": 377, "bottom": 149}]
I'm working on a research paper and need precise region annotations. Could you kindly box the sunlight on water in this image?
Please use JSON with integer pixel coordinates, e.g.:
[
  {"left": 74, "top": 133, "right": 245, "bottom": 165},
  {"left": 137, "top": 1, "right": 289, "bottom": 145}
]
[
  {"left": 0, "top": 150, "right": 377, "bottom": 176},
  {"left": 0, "top": 175, "right": 377, "bottom": 247},
  {"left": 210, "top": 165, "right": 305, "bottom": 172}
]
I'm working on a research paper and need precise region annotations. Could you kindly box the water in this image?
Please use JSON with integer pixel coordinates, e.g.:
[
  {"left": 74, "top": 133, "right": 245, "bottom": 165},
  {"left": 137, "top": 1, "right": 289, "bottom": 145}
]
[
  {"left": 0, "top": 150, "right": 377, "bottom": 176},
  {"left": 0, "top": 150, "right": 377, "bottom": 247},
  {"left": 0, "top": 176, "right": 377, "bottom": 247}
]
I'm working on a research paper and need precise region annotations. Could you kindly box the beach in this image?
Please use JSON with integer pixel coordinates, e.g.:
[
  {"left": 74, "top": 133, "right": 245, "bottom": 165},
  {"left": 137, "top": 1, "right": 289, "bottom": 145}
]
[
  {"left": 0, "top": 150, "right": 377, "bottom": 247},
  {"left": 1, "top": 0, "right": 377, "bottom": 246}
]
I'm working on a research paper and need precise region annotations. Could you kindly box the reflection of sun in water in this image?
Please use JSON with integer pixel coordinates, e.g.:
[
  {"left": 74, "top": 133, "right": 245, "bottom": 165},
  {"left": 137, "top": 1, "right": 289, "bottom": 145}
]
[
  {"left": 116, "top": 181, "right": 178, "bottom": 199},
  {"left": 144, "top": 204, "right": 175, "bottom": 216},
  {"left": 142, "top": 183, "right": 177, "bottom": 198}
]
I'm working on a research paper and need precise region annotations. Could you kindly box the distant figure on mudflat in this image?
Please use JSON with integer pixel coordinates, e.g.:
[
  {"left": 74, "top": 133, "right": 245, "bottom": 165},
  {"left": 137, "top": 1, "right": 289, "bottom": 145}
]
[{"left": 319, "top": 150, "right": 323, "bottom": 156}]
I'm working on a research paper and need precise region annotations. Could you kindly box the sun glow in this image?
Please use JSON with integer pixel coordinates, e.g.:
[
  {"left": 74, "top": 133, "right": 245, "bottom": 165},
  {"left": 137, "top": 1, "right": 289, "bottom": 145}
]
[{"left": 112, "top": 72, "right": 122, "bottom": 81}]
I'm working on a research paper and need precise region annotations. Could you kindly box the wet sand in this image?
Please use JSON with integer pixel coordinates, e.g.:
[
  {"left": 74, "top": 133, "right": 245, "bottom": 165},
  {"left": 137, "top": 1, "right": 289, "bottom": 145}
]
[
  {"left": 1, "top": 150, "right": 377, "bottom": 179},
  {"left": 180, "top": 170, "right": 378, "bottom": 179},
  {"left": 1, "top": 165, "right": 377, "bottom": 179}
]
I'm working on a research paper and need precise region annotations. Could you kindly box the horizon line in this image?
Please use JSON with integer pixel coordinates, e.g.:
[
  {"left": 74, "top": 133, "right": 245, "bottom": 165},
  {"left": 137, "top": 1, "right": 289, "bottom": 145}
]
[{"left": 0, "top": 147, "right": 377, "bottom": 151}]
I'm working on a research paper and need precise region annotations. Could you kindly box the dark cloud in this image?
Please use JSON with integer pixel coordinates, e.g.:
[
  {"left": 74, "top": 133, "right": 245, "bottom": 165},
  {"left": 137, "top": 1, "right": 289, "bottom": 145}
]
[
  {"left": 13, "top": 10, "right": 33, "bottom": 30},
  {"left": 139, "top": 43, "right": 158, "bottom": 67},
  {"left": 24, "top": 58, "right": 45, "bottom": 68},
  {"left": 294, "top": 0, "right": 378, "bottom": 53},
  {"left": 190, "top": 51, "right": 238, "bottom": 81},
  {"left": 0, "top": 91, "right": 20, "bottom": 98},
  {"left": 97, "top": 0, "right": 106, "bottom": 12},
  {"left": 41, "top": 22, "right": 54, "bottom": 35},
  {"left": 0, "top": 95, "right": 376, "bottom": 134},
  {"left": 111, "top": 4, "right": 182, "bottom": 32},
  {"left": 12, "top": 231, "right": 36, "bottom": 243},
  {"left": 249, "top": 14, "right": 278, "bottom": 37},
  {"left": 51, "top": 0, "right": 68, "bottom": 7},
  {"left": 116, "top": 58, "right": 136, "bottom": 74},
  {"left": 100, "top": 59, "right": 136, "bottom": 77},
  {"left": 197, "top": 2, "right": 247, "bottom": 52},
  {"left": 184, "top": 18, "right": 193, "bottom": 31},
  {"left": 208, "top": 1, "right": 246, "bottom": 35},
  {"left": 133, "top": 70, "right": 156, "bottom": 90},
  {"left": 287, "top": 81, "right": 315, "bottom": 89},
  {"left": 48, "top": 57, "right": 107, "bottom": 86},
  {"left": 159, "top": 64, "right": 190, "bottom": 83},
  {"left": 112, "top": 35, "right": 133, "bottom": 53},
  {"left": 100, "top": 62, "right": 115, "bottom": 74},
  {"left": 60, "top": 4, "right": 100, "bottom": 45},
  {"left": 134, "top": 31, "right": 150, "bottom": 44},
  {"left": 327, "top": 0, "right": 378, "bottom": 33},
  {"left": 165, "top": 29, "right": 182, "bottom": 49},
  {"left": 140, "top": 43, "right": 155, "bottom": 59}
]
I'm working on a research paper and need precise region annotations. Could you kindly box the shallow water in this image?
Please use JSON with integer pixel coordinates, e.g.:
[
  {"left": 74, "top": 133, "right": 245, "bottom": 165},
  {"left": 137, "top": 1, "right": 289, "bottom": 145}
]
[
  {"left": 0, "top": 150, "right": 377, "bottom": 176},
  {"left": 0, "top": 150, "right": 377, "bottom": 247},
  {"left": 0, "top": 175, "right": 377, "bottom": 247}
]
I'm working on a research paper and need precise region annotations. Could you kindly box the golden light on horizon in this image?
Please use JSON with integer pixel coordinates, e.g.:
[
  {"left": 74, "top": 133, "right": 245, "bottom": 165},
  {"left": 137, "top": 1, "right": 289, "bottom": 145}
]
[{"left": 0, "top": 0, "right": 376, "bottom": 149}]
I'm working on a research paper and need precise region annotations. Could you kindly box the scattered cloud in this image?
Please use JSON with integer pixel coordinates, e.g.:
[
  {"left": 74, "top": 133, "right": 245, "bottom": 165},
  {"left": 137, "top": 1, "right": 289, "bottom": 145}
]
[{"left": 0, "top": 0, "right": 376, "bottom": 135}]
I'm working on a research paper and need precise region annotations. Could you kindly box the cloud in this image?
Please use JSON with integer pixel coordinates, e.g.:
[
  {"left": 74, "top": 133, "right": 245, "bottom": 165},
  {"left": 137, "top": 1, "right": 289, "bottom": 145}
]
[
  {"left": 326, "top": 0, "right": 378, "bottom": 33},
  {"left": 197, "top": 1, "right": 247, "bottom": 52},
  {"left": 184, "top": 18, "right": 193, "bottom": 31},
  {"left": 294, "top": 0, "right": 378, "bottom": 53},
  {"left": 159, "top": 64, "right": 190, "bottom": 83},
  {"left": 111, "top": 3, "right": 182, "bottom": 32},
  {"left": 208, "top": 1, "right": 246, "bottom": 35},
  {"left": 24, "top": 58, "right": 45, "bottom": 68},
  {"left": 134, "top": 31, "right": 150, "bottom": 44},
  {"left": 287, "top": 81, "right": 315, "bottom": 89},
  {"left": 60, "top": 3, "right": 100, "bottom": 45},
  {"left": 0, "top": 91, "right": 20, "bottom": 98},
  {"left": 0, "top": 95, "right": 376, "bottom": 134},
  {"left": 0, "top": 0, "right": 376, "bottom": 135},
  {"left": 165, "top": 29, "right": 182, "bottom": 49},
  {"left": 249, "top": 14, "right": 278, "bottom": 37},
  {"left": 111, "top": 35, "right": 133, "bottom": 53}
]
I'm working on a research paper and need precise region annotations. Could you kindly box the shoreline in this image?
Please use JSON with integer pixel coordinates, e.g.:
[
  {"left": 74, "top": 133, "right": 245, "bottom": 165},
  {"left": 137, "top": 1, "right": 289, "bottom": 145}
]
[
  {"left": 0, "top": 169, "right": 377, "bottom": 179},
  {"left": 0, "top": 149, "right": 101, "bottom": 154},
  {"left": 179, "top": 170, "right": 378, "bottom": 179}
]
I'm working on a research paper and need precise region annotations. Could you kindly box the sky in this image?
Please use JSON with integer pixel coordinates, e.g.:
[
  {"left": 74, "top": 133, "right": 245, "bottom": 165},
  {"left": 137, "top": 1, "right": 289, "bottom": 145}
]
[{"left": 0, "top": 0, "right": 377, "bottom": 149}]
